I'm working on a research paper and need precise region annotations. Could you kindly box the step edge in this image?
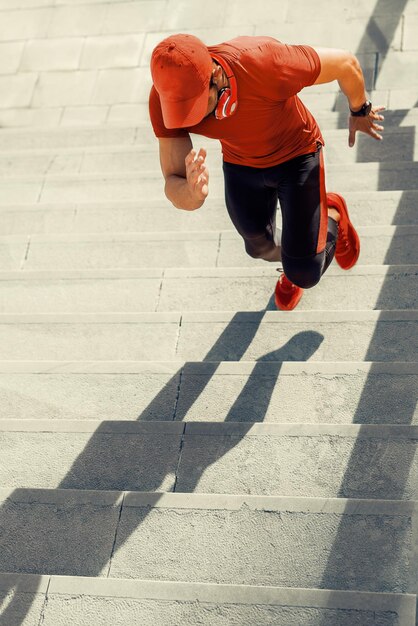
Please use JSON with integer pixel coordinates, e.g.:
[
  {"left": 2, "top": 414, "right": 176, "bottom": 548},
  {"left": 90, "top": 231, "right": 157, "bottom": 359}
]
[
  {"left": 0, "top": 489, "right": 416, "bottom": 515},
  {"left": 0, "top": 419, "right": 418, "bottom": 439},
  {"left": 0, "top": 310, "right": 413, "bottom": 322},
  {"left": 0, "top": 360, "right": 415, "bottom": 374},
  {"left": 0, "top": 572, "right": 413, "bottom": 616},
  {"left": 0, "top": 265, "right": 416, "bottom": 280}
]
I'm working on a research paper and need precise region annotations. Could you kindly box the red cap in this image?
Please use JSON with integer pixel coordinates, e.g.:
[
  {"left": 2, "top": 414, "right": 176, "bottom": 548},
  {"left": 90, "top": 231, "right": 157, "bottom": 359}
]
[{"left": 151, "top": 34, "right": 213, "bottom": 129}]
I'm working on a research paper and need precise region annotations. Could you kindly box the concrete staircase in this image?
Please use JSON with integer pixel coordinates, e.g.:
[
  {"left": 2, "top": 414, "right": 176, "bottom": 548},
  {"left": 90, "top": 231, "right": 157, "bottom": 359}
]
[{"left": 1, "top": 1, "right": 418, "bottom": 624}]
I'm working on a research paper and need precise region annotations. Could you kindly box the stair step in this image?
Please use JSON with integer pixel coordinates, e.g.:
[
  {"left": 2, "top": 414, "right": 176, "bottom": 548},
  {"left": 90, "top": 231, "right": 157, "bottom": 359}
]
[
  {"left": 0, "top": 190, "right": 416, "bottom": 236},
  {"left": 3, "top": 231, "right": 222, "bottom": 271},
  {"left": 0, "top": 164, "right": 416, "bottom": 207},
  {"left": 0, "top": 127, "right": 141, "bottom": 151},
  {"left": 220, "top": 226, "right": 418, "bottom": 266},
  {"left": 0, "top": 268, "right": 164, "bottom": 313},
  {"left": 2, "top": 420, "right": 418, "bottom": 500},
  {"left": 322, "top": 127, "right": 418, "bottom": 163},
  {"left": 173, "top": 310, "right": 418, "bottom": 363},
  {"left": 0, "top": 127, "right": 415, "bottom": 173},
  {"left": 0, "top": 86, "right": 414, "bottom": 129},
  {"left": 0, "top": 226, "right": 416, "bottom": 270},
  {"left": 0, "top": 310, "right": 416, "bottom": 362},
  {"left": 0, "top": 360, "right": 416, "bottom": 425},
  {"left": 159, "top": 266, "right": 418, "bottom": 312},
  {"left": 0, "top": 573, "right": 414, "bottom": 626},
  {"left": 0, "top": 488, "right": 415, "bottom": 593},
  {"left": 0, "top": 266, "right": 416, "bottom": 313},
  {"left": 0, "top": 118, "right": 416, "bottom": 151}
]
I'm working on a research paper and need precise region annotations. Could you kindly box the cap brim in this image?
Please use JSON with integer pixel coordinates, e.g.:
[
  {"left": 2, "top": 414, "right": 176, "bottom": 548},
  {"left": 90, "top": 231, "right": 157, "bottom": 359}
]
[{"left": 161, "top": 87, "right": 209, "bottom": 129}]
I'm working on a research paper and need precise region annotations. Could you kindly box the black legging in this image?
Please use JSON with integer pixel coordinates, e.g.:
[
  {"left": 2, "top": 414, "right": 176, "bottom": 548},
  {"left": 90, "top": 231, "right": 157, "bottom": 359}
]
[{"left": 223, "top": 144, "right": 338, "bottom": 289}]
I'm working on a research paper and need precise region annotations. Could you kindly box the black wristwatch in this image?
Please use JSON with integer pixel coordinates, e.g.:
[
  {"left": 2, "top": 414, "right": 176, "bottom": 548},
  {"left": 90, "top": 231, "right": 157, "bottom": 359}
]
[{"left": 350, "top": 100, "right": 372, "bottom": 117}]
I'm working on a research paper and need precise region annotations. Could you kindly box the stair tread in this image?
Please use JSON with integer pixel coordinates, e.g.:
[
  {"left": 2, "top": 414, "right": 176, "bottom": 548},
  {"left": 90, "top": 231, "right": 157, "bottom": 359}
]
[{"left": 0, "top": 572, "right": 414, "bottom": 626}]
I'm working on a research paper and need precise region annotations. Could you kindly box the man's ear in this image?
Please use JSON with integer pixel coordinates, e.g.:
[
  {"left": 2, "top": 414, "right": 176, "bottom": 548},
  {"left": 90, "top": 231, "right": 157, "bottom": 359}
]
[{"left": 212, "top": 62, "right": 223, "bottom": 85}]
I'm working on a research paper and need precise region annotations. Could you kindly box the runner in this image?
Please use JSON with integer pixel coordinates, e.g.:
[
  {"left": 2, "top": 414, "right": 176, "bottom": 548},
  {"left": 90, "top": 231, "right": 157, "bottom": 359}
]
[{"left": 149, "top": 34, "right": 384, "bottom": 309}]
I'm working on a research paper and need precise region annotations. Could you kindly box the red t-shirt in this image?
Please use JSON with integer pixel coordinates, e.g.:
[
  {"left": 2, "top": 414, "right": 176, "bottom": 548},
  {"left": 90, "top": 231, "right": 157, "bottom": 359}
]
[{"left": 149, "top": 36, "right": 323, "bottom": 168}]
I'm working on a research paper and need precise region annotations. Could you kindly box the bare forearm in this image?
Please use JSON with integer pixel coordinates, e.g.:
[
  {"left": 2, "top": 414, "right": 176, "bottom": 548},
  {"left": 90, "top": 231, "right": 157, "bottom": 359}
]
[
  {"left": 165, "top": 174, "right": 204, "bottom": 210},
  {"left": 337, "top": 54, "right": 368, "bottom": 111},
  {"left": 312, "top": 47, "right": 385, "bottom": 147},
  {"left": 313, "top": 48, "right": 368, "bottom": 110}
]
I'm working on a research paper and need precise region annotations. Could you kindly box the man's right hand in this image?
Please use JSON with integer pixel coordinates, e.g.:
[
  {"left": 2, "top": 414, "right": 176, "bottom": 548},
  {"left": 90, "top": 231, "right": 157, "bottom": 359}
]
[
  {"left": 185, "top": 147, "right": 209, "bottom": 203},
  {"left": 348, "top": 105, "right": 385, "bottom": 147}
]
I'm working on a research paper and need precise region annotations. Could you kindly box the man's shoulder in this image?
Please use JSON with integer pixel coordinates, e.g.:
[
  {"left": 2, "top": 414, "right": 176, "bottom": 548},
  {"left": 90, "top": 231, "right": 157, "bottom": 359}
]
[{"left": 209, "top": 36, "right": 280, "bottom": 62}]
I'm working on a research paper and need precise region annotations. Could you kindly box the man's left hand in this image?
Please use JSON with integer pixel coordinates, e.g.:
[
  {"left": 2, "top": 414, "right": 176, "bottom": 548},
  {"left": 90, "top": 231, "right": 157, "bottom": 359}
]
[{"left": 348, "top": 105, "right": 385, "bottom": 147}]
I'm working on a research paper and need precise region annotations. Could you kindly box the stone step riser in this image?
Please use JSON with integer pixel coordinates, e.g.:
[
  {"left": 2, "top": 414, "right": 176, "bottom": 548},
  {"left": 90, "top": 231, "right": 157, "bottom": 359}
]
[
  {"left": 0, "top": 190, "right": 416, "bottom": 235},
  {"left": 0, "top": 103, "right": 392, "bottom": 130},
  {"left": 0, "top": 573, "right": 413, "bottom": 626},
  {"left": 1, "top": 86, "right": 414, "bottom": 129},
  {"left": 0, "top": 489, "right": 414, "bottom": 594},
  {"left": 0, "top": 128, "right": 415, "bottom": 173},
  {"left": 0, "top": 269, "right": 416, "bottom": 313},
  {"left": 0, "top": 362, "right": 416, "bottom": 425},
  {"left": 0, "top": 128, "right": 141, "bottom": 151},
  {"left": 0, "top": 167, "right": 416, "bottom": 206},
  {"left": 220, "top": 230, "right": 418, "bottom": 267},
  {"left": 2, "top": 421, "right": 418, "bottom": 500},
  {"left": 0, "top": 114, "right": 416, "bottom": 149},
  {"left": 1, "top": 229, "right": 416, "bottom": 270},
  {"left": 0, "top": 312, "right": 415, "bottom": 362}
]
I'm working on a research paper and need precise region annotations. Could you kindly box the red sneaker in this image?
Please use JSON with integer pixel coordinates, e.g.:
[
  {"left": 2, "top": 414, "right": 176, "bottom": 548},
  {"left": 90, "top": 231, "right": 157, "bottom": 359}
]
[
  {"left": 327, "top": 192, "right": 360, "bottom": 270},
  {"left": 275, "top": 273, "right": 303, "bottom": 311}
]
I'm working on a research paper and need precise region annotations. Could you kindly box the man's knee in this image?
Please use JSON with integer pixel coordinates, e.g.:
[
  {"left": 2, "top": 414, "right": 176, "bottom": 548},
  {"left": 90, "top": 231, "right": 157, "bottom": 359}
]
[
  {"left": 282, "top": 252, "right": 325, "bottom": 289},
  {"left": 288, "top": 271, "right": 321, "bottom": 289}
]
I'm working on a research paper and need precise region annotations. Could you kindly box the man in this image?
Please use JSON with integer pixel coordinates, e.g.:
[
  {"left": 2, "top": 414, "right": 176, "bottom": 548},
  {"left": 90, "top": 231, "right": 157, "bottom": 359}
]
[{"left": 149, "top": 34, "right": 384, "bottom": 310}]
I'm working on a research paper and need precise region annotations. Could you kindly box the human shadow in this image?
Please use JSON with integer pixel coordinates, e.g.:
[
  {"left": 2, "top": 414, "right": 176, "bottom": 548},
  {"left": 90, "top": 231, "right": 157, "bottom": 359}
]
[{"left": 0, "top": 299, "right": 323, "bottom": 624}]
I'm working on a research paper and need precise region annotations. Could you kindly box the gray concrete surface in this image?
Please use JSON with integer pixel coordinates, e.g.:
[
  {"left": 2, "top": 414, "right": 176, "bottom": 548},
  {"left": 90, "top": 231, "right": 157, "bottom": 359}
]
[
  {"left": 2, "top": 421, "right": 418, "bottom": 499},
  {"left": 176, "top": 311, "right": 418, "bottom": 363},
  {"left": 174, "top": 361, "right": 418, "bottom": 424},
  {"left": 0, "top": 267, "right": 415, "bottom": 313},
  {"left": 0, "top": 361, "right": 416, "bottom": 424},
  {"left": 0, "top": 126, "right": 417, "bottom": 175},
  {"left": 218, "top": 227, "right": 418, "bottom": 266},
  {"left": 0, "top": 365, "right": 181, "bottom": 421},
  {"left": 0, "top": 488, "right": 121, "bottom": 577},
  {"left": 23, "top": 232, "right": 219, "bottom": 270},
  {"left": 0, "top": 226, "right": 412, "bottom": 270},
  {"left": 158, "top": 267, "right": 418, "bottom": 312},
  {"left": 0, "top": 163, "right": 417, "bottom": 208},
  {"left": 0, "top": 311, "right": 416, "bottom": 361},
  {"left": 111, "top": 493, "right": 413, "bottom": 593},
  {"left": 0, "top": 190, "right": 416, "bottom": 237},
  {"left": 0, "top": 421, "right": 182, "bottom": 491},
  {"left": 0, "top": 313, "right": 185, "bottom": 360},
  {"left": 0, "top": 489, "right": 414, "bottom": 593},
  {"left": 0, "top": 271, "right": 163, "bottom": 313},
  {"left": 0, "top": 226, "right": 416, "bottom": 271}
]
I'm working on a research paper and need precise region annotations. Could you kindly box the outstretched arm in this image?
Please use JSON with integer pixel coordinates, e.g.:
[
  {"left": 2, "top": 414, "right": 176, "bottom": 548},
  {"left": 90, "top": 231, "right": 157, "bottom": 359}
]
[{"left": 312, "top": 47, "right": 385, "bottom": 147}]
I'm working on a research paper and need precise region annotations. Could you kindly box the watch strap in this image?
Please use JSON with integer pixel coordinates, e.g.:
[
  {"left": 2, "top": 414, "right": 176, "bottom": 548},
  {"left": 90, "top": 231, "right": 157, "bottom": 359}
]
[{"left": 350, "top": 100, "right": 372, "bottom": 117}]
